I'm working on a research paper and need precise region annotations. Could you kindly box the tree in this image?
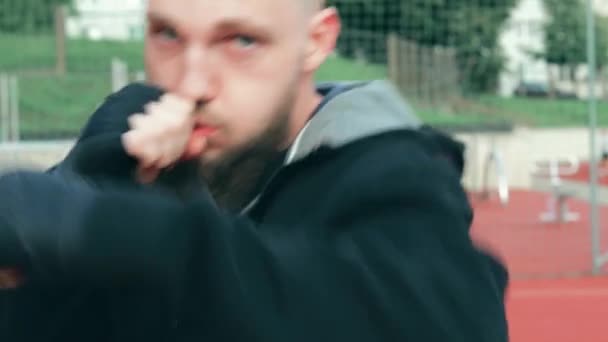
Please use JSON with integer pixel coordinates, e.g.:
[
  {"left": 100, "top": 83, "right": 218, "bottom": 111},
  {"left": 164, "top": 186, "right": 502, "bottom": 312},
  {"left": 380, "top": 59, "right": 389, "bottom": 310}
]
[
  {"left": 448, "top": 1, "right": 516, "bottom": 93},
  {"left": 542, "top": 0, "right": 586, "bottom": 81},
  {"left": 327, "top": 0, "right": 517, "bottom": 93},
  {"left": 595, "top": 16, "right": 608, "bottom": 98},
  {"left": 0, "top": 0, "right": 72, "bottom": 33},
  {"left": 541, "top": 0, "right": 608, "bottom": 96}
]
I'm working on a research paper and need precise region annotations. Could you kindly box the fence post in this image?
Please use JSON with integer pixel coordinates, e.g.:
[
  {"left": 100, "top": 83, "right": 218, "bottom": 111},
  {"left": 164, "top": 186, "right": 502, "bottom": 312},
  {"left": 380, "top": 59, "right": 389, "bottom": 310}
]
[
  {"left": 9, "top": 75, "right": 19, "bottom": 142},
  {"left": 112, "top": 58, "right": 129, "bottom": 92},
  {"left": 135, "top": 71, "right": 146, "bottom": 82},
  {"left": 421, "top": 45, "right": 433, "bottom": 104},
  {"left": 398, "top": 39, "right": 413, "bottom": 99},
  {"left": 0, "top": 74, "right": 9, "bottom": 143},
  {"left": 445, "top": 47, "right": 459, "bottom": 102},
  {"left": 55, "top": 5, "right": 67, "bottom": 75},
  {"left": 585, "top": 0, "right": 602, "bottom": 275},
  {"left": 410, "top": 41, "right": 420, "bottom": 100},
  {"left": 387, "top": 33, "right": 400, "bottom": 88},
  {"left": 431, "top": 46, "right": 442, "bottom": 105}
]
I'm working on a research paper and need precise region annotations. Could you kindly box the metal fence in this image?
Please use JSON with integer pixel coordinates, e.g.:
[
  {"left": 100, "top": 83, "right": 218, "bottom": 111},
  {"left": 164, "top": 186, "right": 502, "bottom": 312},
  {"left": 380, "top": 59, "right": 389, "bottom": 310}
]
[{"left": 0, "top": 0, "right": 606, "bottom": 279}]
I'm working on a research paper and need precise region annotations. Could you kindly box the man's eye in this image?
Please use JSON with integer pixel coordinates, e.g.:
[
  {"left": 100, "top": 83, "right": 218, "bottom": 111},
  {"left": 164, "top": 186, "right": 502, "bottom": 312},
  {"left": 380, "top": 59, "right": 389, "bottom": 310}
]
[
  {"left": 156, "top": 27, "right": 179, "bottom": 41},
  {"left": 232, "top": 35, "right": 257, "bottom": 49}
]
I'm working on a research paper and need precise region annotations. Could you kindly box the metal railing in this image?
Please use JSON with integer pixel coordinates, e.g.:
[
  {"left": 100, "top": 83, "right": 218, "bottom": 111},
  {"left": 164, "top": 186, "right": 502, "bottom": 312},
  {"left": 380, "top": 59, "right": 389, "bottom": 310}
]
[
  {"left": 531, "top": 157, "right": 581, "bottom": 224},
  {"left": 480, "top": 144, "right": 509, "bottom": 206}
]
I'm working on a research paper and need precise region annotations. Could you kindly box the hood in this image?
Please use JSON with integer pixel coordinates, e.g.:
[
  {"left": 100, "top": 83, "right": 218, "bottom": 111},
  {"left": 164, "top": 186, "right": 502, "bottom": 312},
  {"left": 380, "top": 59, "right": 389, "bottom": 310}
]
[
  {"left": 241, "top": 80, "right": 464, "bottom": 214},
  {"left": 285, "top": 80, "right": 423, "bottom": 165}
]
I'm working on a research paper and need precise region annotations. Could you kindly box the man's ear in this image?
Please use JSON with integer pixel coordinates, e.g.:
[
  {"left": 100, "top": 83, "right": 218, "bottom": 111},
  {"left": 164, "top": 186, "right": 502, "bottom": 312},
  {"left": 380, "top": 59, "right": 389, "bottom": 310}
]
[{"left": 302, "top": 7, "right": 341, "bottom": 73}]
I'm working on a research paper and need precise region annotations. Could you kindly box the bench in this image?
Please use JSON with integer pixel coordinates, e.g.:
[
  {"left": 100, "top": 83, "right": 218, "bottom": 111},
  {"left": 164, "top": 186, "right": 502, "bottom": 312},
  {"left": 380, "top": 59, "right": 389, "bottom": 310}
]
[{"left": 531, "top": 158, "right": 580, "bottom": 224}]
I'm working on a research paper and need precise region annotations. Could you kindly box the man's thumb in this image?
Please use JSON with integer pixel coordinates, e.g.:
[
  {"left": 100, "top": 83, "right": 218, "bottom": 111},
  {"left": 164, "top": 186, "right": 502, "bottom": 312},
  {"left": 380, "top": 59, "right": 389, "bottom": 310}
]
[{"left": 136, "top": 166, "right": 161, "bottom": 184}]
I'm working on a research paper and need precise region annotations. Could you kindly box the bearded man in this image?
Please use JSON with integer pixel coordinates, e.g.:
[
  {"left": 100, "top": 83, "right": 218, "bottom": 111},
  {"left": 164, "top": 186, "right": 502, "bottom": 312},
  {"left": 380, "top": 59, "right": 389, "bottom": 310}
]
[{"left": 0, "top": 0, "right": 509, "bottom": 341}]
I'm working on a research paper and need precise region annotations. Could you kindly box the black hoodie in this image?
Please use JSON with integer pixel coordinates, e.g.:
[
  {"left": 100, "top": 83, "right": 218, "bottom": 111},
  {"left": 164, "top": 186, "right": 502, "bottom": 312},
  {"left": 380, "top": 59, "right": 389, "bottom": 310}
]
[{"left": 0, "top": 81, "right": 508, "bottom": 342}]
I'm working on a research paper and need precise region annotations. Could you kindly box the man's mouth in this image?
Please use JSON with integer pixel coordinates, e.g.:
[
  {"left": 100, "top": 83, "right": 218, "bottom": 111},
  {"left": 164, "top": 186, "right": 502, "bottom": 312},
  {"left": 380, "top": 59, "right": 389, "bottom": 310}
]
[
  {"left": 193, "top": 123, "right": 218, "bottom": 137},
  {"left": 181, "top": 124, "right": 218, "bottom": 161}
]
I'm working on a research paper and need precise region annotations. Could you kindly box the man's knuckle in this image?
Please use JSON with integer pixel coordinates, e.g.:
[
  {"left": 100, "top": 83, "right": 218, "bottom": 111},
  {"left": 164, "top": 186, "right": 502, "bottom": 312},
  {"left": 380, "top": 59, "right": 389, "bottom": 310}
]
[{"left": 144, "top": 101, "right": 160, "bottom": 114}]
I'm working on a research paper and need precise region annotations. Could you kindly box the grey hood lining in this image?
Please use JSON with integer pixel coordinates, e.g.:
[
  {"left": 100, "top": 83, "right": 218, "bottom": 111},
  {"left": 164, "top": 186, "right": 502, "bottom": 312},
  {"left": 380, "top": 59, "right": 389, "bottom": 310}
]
[{"left": 285, "top": 80, "right": 422, "bottom": 165}]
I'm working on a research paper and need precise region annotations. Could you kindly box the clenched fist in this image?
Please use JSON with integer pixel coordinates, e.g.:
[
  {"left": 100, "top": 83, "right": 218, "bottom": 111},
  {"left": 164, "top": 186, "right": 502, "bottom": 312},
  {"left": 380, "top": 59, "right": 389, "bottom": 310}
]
[
  {"left": 121, "top": 94, "right": 207, "bottom": 183},
  {"left": 0, "top": 268, "right": 23, "bottom": 289}
]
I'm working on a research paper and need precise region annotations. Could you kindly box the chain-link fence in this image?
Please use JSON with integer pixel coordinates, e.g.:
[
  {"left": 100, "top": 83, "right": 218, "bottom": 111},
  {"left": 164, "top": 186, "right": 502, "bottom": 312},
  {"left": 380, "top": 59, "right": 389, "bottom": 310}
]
[
  {"left": 0, "top": 2, "right": 146, "bottom": 140},
  {"left": 0, "top": 0, "right": 607, "bottom": 279}
]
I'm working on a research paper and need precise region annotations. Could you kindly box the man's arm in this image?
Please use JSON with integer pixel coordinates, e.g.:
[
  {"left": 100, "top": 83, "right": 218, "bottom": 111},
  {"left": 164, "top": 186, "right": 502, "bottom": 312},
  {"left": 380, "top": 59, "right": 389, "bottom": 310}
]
[
  {"left": 47, "top": 83, "right": 204, "bottom": 197},
  {"left": 0, "top": 136, "right": 508, "bottom": 340},
  {"left": 49, "top": 83, "right": 162, "bottom": 177}
]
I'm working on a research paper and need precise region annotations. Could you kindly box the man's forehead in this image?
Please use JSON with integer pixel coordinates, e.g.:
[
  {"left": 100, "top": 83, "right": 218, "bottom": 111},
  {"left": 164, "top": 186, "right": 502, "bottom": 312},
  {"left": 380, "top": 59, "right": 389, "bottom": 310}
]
[{"left": 146, "top": 0, "right": 313, "bottom": 27}]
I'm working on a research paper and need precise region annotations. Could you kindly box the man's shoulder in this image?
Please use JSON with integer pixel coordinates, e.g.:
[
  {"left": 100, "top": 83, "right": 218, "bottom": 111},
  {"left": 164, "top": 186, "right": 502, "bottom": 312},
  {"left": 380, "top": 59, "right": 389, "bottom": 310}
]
[
  {"left": 334, "top": 127, "right": 464, "bottom": 180},
  {"left": 292, "top": 127, "right": 470, "bottom": 216}
]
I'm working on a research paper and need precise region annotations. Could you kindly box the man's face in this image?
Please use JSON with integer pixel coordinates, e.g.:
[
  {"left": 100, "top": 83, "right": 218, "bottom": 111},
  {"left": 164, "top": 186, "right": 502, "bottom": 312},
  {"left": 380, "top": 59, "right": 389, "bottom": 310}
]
[{"left": 144, "top": 0, "right": 314, "bottom": 165}]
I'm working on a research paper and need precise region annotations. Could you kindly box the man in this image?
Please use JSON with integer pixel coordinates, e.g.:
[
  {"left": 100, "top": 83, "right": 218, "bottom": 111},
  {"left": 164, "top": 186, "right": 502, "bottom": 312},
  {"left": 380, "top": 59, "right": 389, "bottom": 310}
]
[{"left": 0, "top": 0, "right": 509, "bottom": 341}]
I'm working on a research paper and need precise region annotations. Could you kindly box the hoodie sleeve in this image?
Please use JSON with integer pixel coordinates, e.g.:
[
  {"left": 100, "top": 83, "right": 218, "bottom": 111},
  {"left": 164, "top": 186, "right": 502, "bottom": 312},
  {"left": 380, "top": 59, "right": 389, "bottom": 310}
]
[
  {"left": 48, "top": 82, "right": 205, "bottom": 197},
  {"left": 49, "top": 82, "right": 163, "bottom": 178},
  {"left": 0, "top": 138, "right": 508, "bottom": 341}
]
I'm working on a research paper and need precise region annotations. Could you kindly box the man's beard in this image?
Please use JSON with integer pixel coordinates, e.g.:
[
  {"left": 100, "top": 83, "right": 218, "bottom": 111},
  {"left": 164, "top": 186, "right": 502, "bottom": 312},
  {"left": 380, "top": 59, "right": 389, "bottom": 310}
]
[{"left": 198, "top": 86, "right": 297, "bottom": 212}]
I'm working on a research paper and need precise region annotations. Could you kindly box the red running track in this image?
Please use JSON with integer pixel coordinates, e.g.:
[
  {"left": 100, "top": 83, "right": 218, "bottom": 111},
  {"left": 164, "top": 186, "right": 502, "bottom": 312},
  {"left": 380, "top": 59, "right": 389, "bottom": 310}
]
[
  {"left": 470, "top": 190, "right": 608, "bottom": 278},
  {"left": 469, "top": 188, "right": 608, "bottom": 341},
  {"left": 508, "top": 277, "right": 608, "bottom": 342}
]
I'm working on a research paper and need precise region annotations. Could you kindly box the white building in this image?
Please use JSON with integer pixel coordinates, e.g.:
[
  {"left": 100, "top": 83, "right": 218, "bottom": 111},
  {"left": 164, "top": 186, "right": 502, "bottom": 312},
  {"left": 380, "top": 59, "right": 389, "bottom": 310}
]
[
  {"left": 498, "top": 0, "right": 608, "bottom": 97},
  {"left": 66, "top": 0, "right": 147, "bottom": 41},
  {"left": 498, "top": 0, "right": 547, "bottom": 96},
  {"left": 595, "top": 0, "right": 608, "bottom": 16}
]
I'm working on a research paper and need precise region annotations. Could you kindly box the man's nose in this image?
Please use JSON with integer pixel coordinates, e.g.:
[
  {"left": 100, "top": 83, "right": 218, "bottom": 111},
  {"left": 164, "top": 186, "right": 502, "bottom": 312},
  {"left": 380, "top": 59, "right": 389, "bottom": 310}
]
[{"left": 175, "top": 46, "right": 218, "bottom": 104}]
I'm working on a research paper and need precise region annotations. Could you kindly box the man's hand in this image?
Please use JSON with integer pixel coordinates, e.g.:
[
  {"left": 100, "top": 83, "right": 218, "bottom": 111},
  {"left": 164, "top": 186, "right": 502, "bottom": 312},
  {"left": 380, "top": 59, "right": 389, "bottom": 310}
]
[
  {"left": 121, "top": 94, "right": 206, "bottom": 183},
  {"left": 0, "top": 268, "right": 23, "bottom": 289}
]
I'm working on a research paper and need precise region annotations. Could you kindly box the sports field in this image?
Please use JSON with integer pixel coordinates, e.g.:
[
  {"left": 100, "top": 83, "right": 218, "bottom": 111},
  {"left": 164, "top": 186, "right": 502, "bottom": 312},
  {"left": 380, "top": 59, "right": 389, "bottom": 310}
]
[{"left": 471, "top": 178, "right": 608, "bottom": 341}]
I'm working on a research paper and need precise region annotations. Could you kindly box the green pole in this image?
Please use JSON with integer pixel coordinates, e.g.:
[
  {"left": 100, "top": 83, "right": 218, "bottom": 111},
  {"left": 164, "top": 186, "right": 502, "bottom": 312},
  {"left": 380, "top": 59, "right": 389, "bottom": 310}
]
[{"left": 586, "top": 0, "right": 601, "bottom": 275}]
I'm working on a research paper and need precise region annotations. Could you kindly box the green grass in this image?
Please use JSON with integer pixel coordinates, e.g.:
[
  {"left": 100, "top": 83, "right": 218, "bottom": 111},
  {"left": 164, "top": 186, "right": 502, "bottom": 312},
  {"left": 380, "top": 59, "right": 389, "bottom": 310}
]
[
  {"left": 18, "top": 73, "right": 111, "bottom": 138},
  {"left": 0, "top": 33, "right": 145, "bottom": 72},
  {"left": 477, "top": 95, "right": 608, "bottom": 127},
  {"left": 1, "top": 34, "right": 146, "bottom": 138},
  {"left": 416, "top": 108, "right": 504, "bottom": 127},
  {"left": 402, "top": 93, "right": 608, "bottom": 131},
  {"left": 317, "top": 55, "right": 387, "bottom": 81},
  {"left": 1, "top": 33, "right": 603, "bottom": 138},
  {"left": 0, "top": 34, "right": 57, "bottom": 71}
]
